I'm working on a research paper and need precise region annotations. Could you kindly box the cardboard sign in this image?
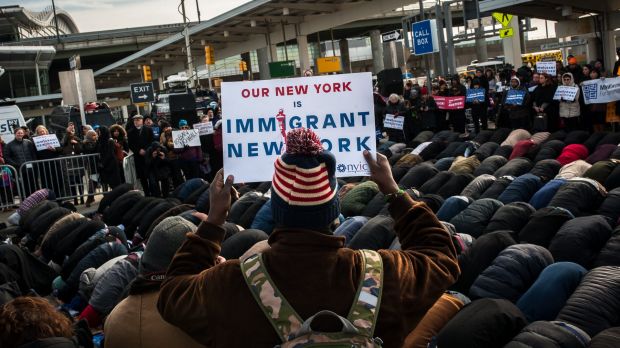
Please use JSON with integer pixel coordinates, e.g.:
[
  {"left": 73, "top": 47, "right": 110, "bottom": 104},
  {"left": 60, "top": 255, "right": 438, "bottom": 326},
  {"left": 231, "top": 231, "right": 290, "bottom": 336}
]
[
  {"left": 193, "top": 122, "right": 214, "bottom": 135},
  {"left": 505, "top": 90, "right": 526, "bottom": 105},
  {"left": 33, "top": 134, "right": 61, "bottom": 151},
  {"left": 434, "top": 96, "right": 466, "bottom": 110},
  {"left": 172, "top": 129, "right": 201, "bottom": 149},
  {"left": 582, "top": 77, "right": 620, "bottom": 105},
  {"left": 536, "top": 61, "right": 557, "bottom": 76},
  {"left": 466, "top": 88, "right": 486, "bottom": 103},
  {"left": 553, "top": 86, "right": 579, "bottom": 101},
  {"left": 384, "top": 114, "right": 404, "bottom": 130},
  {"left": 221, "top": 72, "right": 376, "bottom": 182}
]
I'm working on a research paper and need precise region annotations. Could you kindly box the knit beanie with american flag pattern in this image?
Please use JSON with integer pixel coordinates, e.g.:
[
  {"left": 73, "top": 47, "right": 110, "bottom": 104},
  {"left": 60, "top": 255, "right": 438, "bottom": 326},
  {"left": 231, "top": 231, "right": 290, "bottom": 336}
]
[{"left": 271, "top": 128, "right": 339, "bottom": 229}]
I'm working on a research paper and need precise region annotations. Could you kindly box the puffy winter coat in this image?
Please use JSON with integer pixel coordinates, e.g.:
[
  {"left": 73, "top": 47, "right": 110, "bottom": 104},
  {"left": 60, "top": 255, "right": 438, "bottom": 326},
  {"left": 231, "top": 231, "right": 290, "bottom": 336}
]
[
  {"left": 398, "top": 163, "right": 438, "bottom": 189},
  {"left": 449, "top": 156, "right": 480, "bottom": 175},
  {"left": 604, "top": 164, "right": 620, "bottom": 191},
  {"left": 594, "top": 228, "right": 620, "bottom": 267},
  {"left": 564, "top": 130, "right": 590, "bottom": 145},
  {"left": 529, "top": 179, "right": 567, "bottom": 210},
  {"left": 433, "top": 157, "right": 454, "bottom": 171},
  {"left": 103, "top": 191, "right": 144, "bottom": 227},
  {"left": 557, "top": 144, "right": 589, "bottom": 166},
  {"left": 474, "top": 155, "right": 508, "bottom": 176},
  {"left": 450, "top": 231, "right": 516, "bottom": 295},
  {"left": 598, "top": 188, "right": 620, "bottom": 227},
  {"left": 484, "top": 202, "right": 535, "bottom": 234},
  {"left": 497, "top": 173, "right": 544, "bottom": 204},
  {"left": 556, "top": 160, "right": 593, "bottom": 180},
  {"left": 505, "top": 321, "right": 591, "bottom": 348},
  {"left": 479, "top": 176, "right": 515, "bottom": 200},
  {"left": 548, "top": 178, "right": 607, "bottom": 217},
  {"left": 583, "top": 132, "right": 608, "bottom": 153},
  {"left": 494, "top": 144, "right": 514, "bottom": 159},
  {"left": 557, "top": 266, "right": 620, "bottom": 337},
  {"left": 420, "top": 171, "right": 454, "bottom": 195},
  {"left": 509, "top": 140, "right": 537, "bottom": 160},
  {"left": 436, "top": 196, "right": 472, "bottom": 222},
  {"left": 548, "top": 215, "right": 612, "bottom": 269},
  {"left": 473, "top": 142, "right": 499, "bottom": 161},
  {"left": 436, "top": 173, "right": 475, "bottom": 199},
  {"left": 340, "top": 181, "right": 379, "bottom": 217},
  {"left": 519, "top": 206, "right": 574, "bottom": 247},
  {"left": 587, "top": 145, "right": 619, "bottom": 165},
  {"left": 530, "top": 159, "right": 562, "bottom": 181},
  {"left": 502, "top": 129, "right": 532, "bottom": 147},
  {"left": 535, "top": 140, "right": 567, "bottom": 162},
  {"left": 516, "top": 262, "right": 587, "bottom": 322},
  {"left": 449, "top": 198, "right": 504, "bottom": 238},
  {"left": 559, "top": 73, "right": 581, "bottom": 118},
  {"left": 434, "top": 298, "right": 527, "bottom": 348},
  {"left": 469, "top": 244, "right": 553, "bottom": 302},
  {"left": 489, "top": 128, "right": 512, "bottom": 144},
  {"left": 588, "top": 327, "right": 620, "bottom": 348},
  {"left": 494, "top": 158, "right": 533, "bottom": 178},
  {"left": 460, "top": 174, "right": 496, "bottom": 200},
  {"left": 585, "top": 161, "right": 619, "bottom": 187}
]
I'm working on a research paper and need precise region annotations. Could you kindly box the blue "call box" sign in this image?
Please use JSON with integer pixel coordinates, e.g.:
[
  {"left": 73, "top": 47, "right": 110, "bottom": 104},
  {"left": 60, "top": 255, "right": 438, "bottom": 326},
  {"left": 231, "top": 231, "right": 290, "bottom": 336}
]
[{"left": 412, "top": 19, "right": 439, "bottom": 55}]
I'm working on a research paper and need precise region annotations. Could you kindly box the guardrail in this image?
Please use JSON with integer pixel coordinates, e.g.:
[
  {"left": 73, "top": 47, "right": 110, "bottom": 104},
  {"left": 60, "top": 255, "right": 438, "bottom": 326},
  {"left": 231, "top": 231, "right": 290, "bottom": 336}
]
[{"left": 16, "top": 154, "right": 111, "bottom": 205}]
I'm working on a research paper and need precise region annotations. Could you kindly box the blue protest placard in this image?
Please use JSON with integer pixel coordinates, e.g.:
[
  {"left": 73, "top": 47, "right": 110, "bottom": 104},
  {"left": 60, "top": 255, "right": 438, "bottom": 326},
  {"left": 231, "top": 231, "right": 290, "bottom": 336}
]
[
  {"left": 505, "top": 90, "right": 526, "bottom": 105},
  {"left": 466, "top": 88, "right": 486, "bottom": 103},
  {"left": 412, "top": 19, "right": 438, "bottom": 55}
]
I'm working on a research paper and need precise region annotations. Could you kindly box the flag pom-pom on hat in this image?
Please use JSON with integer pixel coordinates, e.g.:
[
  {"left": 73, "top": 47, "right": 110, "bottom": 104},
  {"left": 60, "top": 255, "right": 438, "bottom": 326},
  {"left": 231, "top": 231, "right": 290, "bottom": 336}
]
[{"left": 285, "top": 128, "right": 323, "bottom": 155}]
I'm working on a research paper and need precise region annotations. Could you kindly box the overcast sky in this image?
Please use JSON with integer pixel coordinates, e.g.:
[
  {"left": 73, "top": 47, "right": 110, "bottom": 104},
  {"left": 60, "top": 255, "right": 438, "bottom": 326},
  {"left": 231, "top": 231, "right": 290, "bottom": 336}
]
[{"left": 20, "top": 0, "right": 252, "bottom": 32}]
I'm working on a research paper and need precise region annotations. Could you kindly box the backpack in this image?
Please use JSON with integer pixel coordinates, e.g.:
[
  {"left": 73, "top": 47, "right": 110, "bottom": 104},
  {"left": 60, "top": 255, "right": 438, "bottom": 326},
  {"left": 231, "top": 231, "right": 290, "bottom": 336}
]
[{"left": 240, "top": 249, "right": 384, "bottom": 348}]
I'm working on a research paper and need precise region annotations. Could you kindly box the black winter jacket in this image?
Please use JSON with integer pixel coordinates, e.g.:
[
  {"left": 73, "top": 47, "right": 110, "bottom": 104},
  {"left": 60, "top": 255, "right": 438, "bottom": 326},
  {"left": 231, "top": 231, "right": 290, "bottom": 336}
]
[{"left": 3, "top": 139, "right": 37, "bottom": 169}]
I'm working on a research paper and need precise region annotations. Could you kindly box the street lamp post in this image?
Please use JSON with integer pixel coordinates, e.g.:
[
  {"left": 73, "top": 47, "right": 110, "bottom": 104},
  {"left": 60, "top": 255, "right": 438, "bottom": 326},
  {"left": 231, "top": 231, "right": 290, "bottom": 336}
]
[{"left": 51, "top": 0, "right": 60, "bottom": 41}]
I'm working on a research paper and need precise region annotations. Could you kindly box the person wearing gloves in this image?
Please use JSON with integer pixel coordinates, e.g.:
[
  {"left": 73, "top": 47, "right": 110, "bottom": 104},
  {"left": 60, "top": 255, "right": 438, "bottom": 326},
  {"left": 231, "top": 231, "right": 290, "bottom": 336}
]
[{"left": 158, "top": 127, "right": 459, "bottom": 348}]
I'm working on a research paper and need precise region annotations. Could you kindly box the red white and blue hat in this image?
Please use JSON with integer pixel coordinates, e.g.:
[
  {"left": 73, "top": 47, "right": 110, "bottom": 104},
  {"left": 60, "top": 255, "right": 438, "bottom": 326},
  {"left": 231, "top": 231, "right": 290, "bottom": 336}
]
[{"left": 271, "top": 128, "right": 339, "bottom": 229}]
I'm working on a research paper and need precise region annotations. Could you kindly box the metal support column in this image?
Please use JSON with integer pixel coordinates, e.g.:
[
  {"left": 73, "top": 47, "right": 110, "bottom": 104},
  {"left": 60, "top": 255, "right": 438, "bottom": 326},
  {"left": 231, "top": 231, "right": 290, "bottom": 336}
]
[
  {"left": 444, "top": 2, "right": 456, "bottom": 75},
  {"left": 435, "top": 4, "right": 448, "bottom": 77}
]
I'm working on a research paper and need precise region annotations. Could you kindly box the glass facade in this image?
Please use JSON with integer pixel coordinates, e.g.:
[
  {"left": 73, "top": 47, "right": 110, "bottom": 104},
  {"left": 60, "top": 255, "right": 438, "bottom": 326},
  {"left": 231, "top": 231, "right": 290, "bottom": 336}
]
[{"left": 0, "top": 68, "right": 50, "bottom": 99}]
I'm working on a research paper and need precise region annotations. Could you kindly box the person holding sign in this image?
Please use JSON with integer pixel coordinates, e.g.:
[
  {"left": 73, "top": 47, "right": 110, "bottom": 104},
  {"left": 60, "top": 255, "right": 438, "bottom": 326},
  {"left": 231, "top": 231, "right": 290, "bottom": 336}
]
[
  {"left": 33, "top": 126, "right": 66, "bottom": 198},
  {"left": 449, "top": 76, "right": 467, "bottom": 134},
  {"left": 4, "top": 128, "right": 37, "bottom": 196},
  {"left": 502, "top": 76, "right": 531, "bottom": 130},
  {"left": 415, "top": 88, "right": 438, "bottom": 131},
  {"left": 583, "top": 69, "right": 607, "bottom": 133},
  {"left": 558, "top": 73, "right": 581, "bottom": 131},
  {"left": 159, "top": 122, "right": 184, "bottom": 188},
  {"left": 383, "top": 94, "right": 408, "bottom": 143},
  {"left": 466, "top": 79, "right": 487, "bottom": 133},
  {"left": 158, "top": 127, "right": 459, "bottom": 348},
  {"left": 531, "top": 73, "right": 558, "bottom": 132},
  {"left": 175, "top": 119, "right": 203, "bottom": 180}
]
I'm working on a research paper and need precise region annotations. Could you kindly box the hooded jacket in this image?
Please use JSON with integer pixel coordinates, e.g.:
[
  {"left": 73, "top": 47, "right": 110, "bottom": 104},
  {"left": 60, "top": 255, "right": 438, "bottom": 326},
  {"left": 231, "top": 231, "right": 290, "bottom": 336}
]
[
  {"left": 504, "top": 321, "right": 591, "bottom": 348},
  {"left": 559, "top": 73, "right": 581, "bottom": 118},
  {"left": 549, "top": 215, "right": 613, "bottom": 269},
  {"left": 502, "top": 77, "right": 531, "bottom": 120},
  {"left": 157, "top": 194, "right": 460, "bottom": 348}
]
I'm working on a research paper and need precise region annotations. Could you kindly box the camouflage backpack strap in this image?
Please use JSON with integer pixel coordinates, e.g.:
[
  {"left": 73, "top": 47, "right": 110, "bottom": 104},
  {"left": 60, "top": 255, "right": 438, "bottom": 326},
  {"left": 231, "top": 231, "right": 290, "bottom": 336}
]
[
  {"left": 240, "top": 253, "right": 304, "bottom": 342},
  {"left": 347, "top": 249, "right": 384, "bottom": 338}
]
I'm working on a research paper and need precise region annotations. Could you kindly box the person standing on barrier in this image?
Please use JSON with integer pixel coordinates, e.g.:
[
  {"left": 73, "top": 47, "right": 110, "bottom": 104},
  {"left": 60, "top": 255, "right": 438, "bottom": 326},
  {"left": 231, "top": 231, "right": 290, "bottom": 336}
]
[
  {"left": 34, "top": 125, "right": 66, "bottom": 199},
  {"left": 128, "top": 114, "right": 154, "bottom": 196},
  {"left": 4, "top": 128, "right": 37, "bottom": 197}
]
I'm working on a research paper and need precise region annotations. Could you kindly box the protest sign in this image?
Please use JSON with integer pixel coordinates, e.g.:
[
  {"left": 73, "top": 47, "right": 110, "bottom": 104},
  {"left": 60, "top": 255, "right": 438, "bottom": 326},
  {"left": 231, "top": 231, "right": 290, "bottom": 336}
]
[
  {"left": 466, "top": 88, "right": 485, "bottom": 103},
  {"left": 536, "top": 61, "right": 556, "bottom": 76},
  {"left": 582, "top": 77, "right": 620, "bottom": 105},
  {"left": 33, "top": 134, "right": 60, "bottom": 151},
  {"left": 151, "top": 126, "right": 160, "bottom": 138},
  {"left": 172, "top": 129, "right": 201, "bottom": 149},
  {"left": 434, "top": 96, "right": 466, "bottom": 110},
  {"left": 505, "top": 90, "right": 526, "bottom": 105},
  {"left": 553, "top": 86, "right": 579, "bottom": 101},
  {"left": 383, "top": 114, "right": 404, "bottom": 130},
  {"left": 221, "top": 72, "right": 376, "bottom": 182},
  {"left": 193, "top": 122, "right": 214, "bottom": 135}
]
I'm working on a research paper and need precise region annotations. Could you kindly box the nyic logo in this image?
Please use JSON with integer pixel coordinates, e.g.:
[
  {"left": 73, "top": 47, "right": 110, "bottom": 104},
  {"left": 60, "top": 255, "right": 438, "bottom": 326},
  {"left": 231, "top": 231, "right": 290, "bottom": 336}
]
[{"left": 337, "top": 162, "right": 369, "bottom": 174}]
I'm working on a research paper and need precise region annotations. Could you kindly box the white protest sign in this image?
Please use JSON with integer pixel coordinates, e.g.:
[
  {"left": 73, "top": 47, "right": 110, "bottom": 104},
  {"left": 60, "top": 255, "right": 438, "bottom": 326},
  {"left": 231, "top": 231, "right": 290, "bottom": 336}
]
[
  {"left": 33, "top": 134, "right": 61, "bottom": 151},
  {"left": 221, "top": 72, "right": 376, "bottom": 183},
  {"left": 553, "top": 86, "right": 579, "bottom": 101},
  {"left": 172, "top": 129, "right": 201, "bottom": 149},
  {"left": 383, "top": 114, "right": 404, "bottom": 130},
  {"left": 582, "top": 77, "right": 620, "bottom": 105},
  {"left": 193, "top": 122, "right": 214, "bottom": 135},
  {"left": 536, "top": 61, "right": 557, "bottom": 76}
]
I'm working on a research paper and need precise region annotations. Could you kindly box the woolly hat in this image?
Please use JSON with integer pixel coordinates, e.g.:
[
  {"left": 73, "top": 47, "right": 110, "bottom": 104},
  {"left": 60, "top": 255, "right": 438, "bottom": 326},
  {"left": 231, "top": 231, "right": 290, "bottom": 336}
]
[
  {"left": 140, "top": 216, "right": 196, "bottom": 274},
  {"left": 271, "top": 128, "right": 339, "bottom": 229}
]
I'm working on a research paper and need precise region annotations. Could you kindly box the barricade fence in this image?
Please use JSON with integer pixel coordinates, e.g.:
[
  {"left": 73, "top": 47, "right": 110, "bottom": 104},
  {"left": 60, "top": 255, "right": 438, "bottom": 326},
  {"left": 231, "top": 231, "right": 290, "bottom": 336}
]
[{"left": 0, "top": 154, "right": 113, "bottom": 209}]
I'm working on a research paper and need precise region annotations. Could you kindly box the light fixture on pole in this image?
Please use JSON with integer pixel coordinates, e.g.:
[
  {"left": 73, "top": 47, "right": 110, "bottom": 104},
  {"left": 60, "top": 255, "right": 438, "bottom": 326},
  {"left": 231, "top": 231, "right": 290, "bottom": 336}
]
[
  {"left": 282, "top": 7, "right": 289, "bottom": 16},
  {"left": 224, "top": 30, "right": 230, "bottom": 37},
  {"left": 250, "top": 20, "right": 257, "bottom": 27},
  {"left": 150, "top": 58, "right": 155, "bottom": 65}
]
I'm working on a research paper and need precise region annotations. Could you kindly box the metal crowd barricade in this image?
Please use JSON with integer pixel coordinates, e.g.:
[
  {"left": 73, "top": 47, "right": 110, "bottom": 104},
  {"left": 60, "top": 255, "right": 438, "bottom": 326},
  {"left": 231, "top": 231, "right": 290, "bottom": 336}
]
[
  {"left": 18, "top": 154, "right": 111, "bottom": 202},
  {"left": 0, "top": 165, "right": 22, "bottom": 210}
]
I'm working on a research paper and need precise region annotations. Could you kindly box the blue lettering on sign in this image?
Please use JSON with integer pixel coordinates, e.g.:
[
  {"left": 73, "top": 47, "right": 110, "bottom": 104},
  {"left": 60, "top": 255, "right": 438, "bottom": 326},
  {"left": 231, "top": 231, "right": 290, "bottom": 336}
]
[
  {"left": 466, "top": 88, "right": 486, "bottom": 103},
  {"left": 505, "top": 90, "right": 526, "bottom": 106}
]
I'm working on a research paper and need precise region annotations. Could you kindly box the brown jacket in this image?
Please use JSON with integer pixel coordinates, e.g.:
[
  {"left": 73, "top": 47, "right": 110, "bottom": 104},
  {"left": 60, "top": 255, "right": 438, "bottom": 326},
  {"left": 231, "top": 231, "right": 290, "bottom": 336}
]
[
  {"left": 158, "top": 194, "right": 460, "bottom": 348},
  {"left": 105, "top": 288, "right": 204, "bottom": 348}
]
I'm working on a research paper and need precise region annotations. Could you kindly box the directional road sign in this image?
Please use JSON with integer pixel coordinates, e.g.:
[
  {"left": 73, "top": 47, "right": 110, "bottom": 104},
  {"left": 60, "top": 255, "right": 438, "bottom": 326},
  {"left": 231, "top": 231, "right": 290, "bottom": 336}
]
[
  {"left": 499, "top": 27, "right": 514, "bottom": 39},
  {"left": 492, "top": 12, "right": 513, "bottom": 27},
  {"left": 381, "top": 30, "right": 402, "bottom": 42},
  {"left": 130, "top": 82, "right": 155, "bottom": 104}
]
